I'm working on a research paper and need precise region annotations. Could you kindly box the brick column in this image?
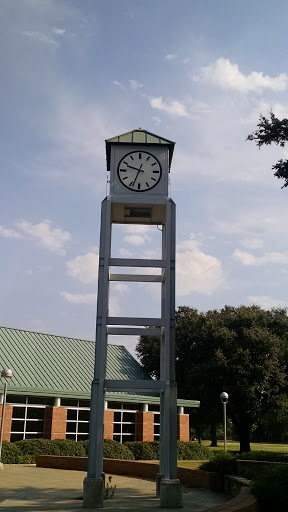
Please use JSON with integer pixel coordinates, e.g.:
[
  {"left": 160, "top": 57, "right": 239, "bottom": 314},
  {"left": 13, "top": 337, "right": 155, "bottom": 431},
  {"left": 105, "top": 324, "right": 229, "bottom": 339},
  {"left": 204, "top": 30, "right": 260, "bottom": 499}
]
[
  {"left": 178, "top": 414, "right": 189, "bottom": 442},
  {"left": 135, "top": 411, "right": 154, "bottom": 441},
  {"left": 43, "top": 406, "right": 67, "bottom": 440},
  {"left": 104, "top": 409, "right": 114, "bottom": 440},
  {"left": 0, "top": 404, "right": 13, "bottom": 442}
]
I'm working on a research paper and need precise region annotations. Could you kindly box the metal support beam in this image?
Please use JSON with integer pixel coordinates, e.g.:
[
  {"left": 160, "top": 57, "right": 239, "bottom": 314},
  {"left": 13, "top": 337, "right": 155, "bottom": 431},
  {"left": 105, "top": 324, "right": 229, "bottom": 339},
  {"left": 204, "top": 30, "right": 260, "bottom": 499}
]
[
  {"left": 109, "top": 273, "right": 163, "bottom": 282},
  {"left": 109, "top": 258, "right": 166, "bottom": 268},
  {"left": 107, "top": 317, "right": 164, "bottom": 326},
  {"left": 107, "top": 327, "right": 162, "bottom": 336}
]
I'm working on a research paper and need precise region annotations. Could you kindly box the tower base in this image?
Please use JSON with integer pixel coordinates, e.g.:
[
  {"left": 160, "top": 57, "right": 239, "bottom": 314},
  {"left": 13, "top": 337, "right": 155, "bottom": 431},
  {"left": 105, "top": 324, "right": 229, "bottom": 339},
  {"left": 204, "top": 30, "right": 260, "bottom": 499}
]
[
  {"left": 83, "top": 476, "right": 104, "bottom": 508},
  {"left": 160, "top": 479, "right": 183, "bottom": 508}
]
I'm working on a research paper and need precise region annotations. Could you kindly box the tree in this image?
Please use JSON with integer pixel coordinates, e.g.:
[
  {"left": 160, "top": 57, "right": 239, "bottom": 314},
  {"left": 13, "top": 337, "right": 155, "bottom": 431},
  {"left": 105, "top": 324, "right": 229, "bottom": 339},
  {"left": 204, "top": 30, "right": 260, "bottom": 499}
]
[
  {"left": 136, "top": 305, "right": 288, "bottom": 452},
  {"left": 247, "top": 111, "right": 288, "bottom": 188}
]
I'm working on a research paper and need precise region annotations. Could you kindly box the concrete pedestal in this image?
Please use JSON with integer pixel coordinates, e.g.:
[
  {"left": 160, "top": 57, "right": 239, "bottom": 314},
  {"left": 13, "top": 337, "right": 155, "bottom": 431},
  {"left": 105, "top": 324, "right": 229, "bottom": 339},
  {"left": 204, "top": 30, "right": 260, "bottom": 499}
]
[
  {"left": 160, "top": 479, "right": 183, "bottom": 508},
  {"left": 156, "top": 473, "right": 163, "bottom": 498},
  {"left": 83, "top": 477, "right": 104, "bottom": 508}
]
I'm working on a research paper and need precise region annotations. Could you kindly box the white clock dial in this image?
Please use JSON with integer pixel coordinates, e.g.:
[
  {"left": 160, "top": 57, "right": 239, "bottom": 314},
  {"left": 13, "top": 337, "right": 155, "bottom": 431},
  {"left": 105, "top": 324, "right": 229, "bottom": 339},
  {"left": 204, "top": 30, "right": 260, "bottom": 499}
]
[{"left": 117, "top": 151, "right": 162, "bottom": 192}]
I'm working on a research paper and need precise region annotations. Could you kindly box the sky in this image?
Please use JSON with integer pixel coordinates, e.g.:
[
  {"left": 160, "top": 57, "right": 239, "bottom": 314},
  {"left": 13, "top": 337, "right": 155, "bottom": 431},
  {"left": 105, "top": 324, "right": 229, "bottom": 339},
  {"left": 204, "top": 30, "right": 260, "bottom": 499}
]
[{"left": 1, "top": 0, "right": 288, "bottom": 356}]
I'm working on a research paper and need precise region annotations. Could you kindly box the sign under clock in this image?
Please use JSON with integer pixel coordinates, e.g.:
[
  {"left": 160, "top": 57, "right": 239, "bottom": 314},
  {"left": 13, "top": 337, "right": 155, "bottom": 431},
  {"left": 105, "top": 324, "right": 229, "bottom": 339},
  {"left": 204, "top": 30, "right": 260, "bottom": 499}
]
[{"left": 117, "top": 150, "right": 162, "bottom": 192}]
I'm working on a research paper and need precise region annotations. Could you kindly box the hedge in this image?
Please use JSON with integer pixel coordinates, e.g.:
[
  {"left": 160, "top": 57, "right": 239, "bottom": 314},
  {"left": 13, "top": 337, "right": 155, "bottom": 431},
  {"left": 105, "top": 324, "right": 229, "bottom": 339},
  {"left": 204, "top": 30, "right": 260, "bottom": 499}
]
[
  {"left": 1, "top": 440, "right": 22, "bottom": 464},
  {"left": 124, "top": 441, "right": 160, "bottom": 460},
  {"left": 251, "top": 464, "right": 288, "bottom": 511},
  {"left": 82, "top": 439, "right": 135, "bottom": 460},
  {"left": 199, "top": 452, "right": 237, "bottom": 474}
]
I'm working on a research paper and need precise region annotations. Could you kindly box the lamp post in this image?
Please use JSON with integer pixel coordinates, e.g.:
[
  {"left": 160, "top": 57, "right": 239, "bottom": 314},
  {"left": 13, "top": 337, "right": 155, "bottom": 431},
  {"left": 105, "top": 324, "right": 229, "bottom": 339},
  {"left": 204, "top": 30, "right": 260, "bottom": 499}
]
[
  {"left": 0, "top": 369, "right": 12, "bottom": 469},
  {"left": 220, "top": 391, "right": 229, "bottom": 453}
]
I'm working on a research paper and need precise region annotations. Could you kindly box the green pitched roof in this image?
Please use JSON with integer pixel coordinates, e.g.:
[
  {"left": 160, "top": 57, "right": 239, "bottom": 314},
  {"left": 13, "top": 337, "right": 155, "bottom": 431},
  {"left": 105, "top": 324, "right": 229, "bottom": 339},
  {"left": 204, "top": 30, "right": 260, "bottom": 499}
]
[
  {"left": 0, "top": 326, "right": 199, "bottom": 408},
  {"left": 105, "top": 129, "right": 175, "bottom": 172}
]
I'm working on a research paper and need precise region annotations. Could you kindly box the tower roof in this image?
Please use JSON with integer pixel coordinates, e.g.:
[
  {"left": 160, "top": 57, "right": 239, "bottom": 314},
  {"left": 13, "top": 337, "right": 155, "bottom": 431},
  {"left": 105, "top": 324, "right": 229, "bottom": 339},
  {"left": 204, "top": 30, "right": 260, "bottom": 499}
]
[{"left": 105, "top": 129, "right": 175, "bottom": 171}]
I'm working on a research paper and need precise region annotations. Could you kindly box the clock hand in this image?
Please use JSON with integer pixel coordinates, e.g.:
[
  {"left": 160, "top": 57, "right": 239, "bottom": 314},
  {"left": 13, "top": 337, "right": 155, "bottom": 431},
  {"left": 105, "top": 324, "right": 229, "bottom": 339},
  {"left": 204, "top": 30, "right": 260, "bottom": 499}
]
[
  {"left": 132, "top": 164, "right": 143, "bottom": 186},
  {"left": 126, "top": 164, "right": 144, "bottom": 172}
]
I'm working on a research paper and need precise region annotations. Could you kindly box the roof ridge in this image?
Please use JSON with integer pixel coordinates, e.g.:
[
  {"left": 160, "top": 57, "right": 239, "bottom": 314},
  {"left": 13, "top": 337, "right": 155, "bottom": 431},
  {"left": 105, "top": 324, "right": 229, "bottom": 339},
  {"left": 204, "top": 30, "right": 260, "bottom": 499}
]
[{"left": 0, "top": 325, "right": 125, "bottom": 348}]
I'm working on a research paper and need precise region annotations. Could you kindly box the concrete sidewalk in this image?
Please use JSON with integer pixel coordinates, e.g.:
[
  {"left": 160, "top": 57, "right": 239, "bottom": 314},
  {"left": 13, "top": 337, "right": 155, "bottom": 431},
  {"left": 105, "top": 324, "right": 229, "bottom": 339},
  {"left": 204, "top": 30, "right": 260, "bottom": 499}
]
[{"left": 0, "top": 465, "right": 229, "bottom": 511}]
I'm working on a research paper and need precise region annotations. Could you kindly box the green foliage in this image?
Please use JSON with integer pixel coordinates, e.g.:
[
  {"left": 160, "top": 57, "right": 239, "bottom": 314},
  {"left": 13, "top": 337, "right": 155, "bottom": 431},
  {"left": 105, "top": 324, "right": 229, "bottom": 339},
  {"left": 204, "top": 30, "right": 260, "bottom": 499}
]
[
  {"left": 199, "top": 452, "right": 237, "bottom": 475},
  {"left": 239, "top": 451, "right": 288, "bottom": 463},
  {"left": 177, "top": 441, "right": 210, "bottom": 460},
  {"left": 247, "top": 111, "right": 288, "bottom": 188},
  {"left": 1, "top": 440, "right": 21, "bottom": 464},
  {"left": 14, "top": 438, "right": 86, "bottom": 462},
  {"left": 124, "top": 441, "right": 159, "bottom": 460},
  {"left": 251, "top": 464, "right": 288, "bottom": 511},
  {"left": 82, "top": 439, "right": 136, "bottom": 460},
  {"left": 137, "top": 305, "right": 288, "bottom": 452},
  {"left": 81, "top": 439, "right": 134, "bottom": 460}
]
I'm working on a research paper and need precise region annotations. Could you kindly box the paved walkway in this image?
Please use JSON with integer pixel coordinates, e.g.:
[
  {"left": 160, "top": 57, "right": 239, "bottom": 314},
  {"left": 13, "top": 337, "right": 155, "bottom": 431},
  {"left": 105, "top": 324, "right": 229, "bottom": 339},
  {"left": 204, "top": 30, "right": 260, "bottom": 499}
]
[{"left": 0, "top": 465, "right": 229, "bottom": 511}]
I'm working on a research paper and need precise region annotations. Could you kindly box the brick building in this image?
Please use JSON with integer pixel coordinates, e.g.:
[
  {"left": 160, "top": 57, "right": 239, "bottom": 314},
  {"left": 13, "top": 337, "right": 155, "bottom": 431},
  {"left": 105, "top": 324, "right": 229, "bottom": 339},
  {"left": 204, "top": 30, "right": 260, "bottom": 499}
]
[{"left": 0, "top": 327, "right": 198, "bottom": 443}]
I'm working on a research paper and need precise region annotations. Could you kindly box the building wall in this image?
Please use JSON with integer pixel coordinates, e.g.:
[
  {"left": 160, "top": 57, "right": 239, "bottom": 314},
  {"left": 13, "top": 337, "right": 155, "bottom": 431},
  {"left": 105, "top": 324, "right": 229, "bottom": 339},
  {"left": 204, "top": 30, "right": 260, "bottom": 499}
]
[
  {"left": 0, "top": 404, "right": 13, "bottom": 442},
  {"left": 5, "top": 398, "right": 190, "bottom": 443}
]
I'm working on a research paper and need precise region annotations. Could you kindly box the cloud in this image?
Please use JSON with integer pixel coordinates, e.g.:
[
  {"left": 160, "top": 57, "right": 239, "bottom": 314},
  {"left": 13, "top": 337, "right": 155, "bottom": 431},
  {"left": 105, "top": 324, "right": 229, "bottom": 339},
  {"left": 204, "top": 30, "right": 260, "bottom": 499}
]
[
  {"left": 52, "top": 27, "right": 66, "bottom": 36},
  {"left": 165, "top": 53, "right": 178, "bottom": 61},
  {"left": 112, "top": 80, "right": 122, "bottom": 86},
  {"left": 66, "top": 252, "right": 98, "bottom": 284},
  {"left": 249, "top": 295, "right": 288, "bottom": 310},
  {"left": 122, "top": 225, "right": 152, "bottom": 246},
  {"left": 239, "top": 238, "right": 264, "bottom": 250},
  {"left": 199, "top": 58, "right": 288, "bottom": 93},
  {"left": 61, "top": 291, "right": 96, "bottom": 305},
  {"left": 16, "top": 219, "right": 71, "bottom": 255},
  {"left": 233, "top": 248, "right": 288, "bottom": 266},
  {"left": 149, "top": 96, "right": 188, "bottom": 117},
  {"left": 0, "top": 225, "right": 23, "bottom": 239},
  {"left": 129, "top": 80, "right": 143, "bottom": 91},
  {"left": 21, "top": 31, "right": 57, "bottom": 45},
  {"left": 176, "top": 235, "right": 224, "bottom": 296}
]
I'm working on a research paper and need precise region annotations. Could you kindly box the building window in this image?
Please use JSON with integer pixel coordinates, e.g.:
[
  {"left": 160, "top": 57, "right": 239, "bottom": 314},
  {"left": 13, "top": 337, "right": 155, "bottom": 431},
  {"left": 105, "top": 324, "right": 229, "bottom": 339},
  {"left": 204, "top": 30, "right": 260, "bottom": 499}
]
[
  {"left": 9, "top": 397, "right": 46, "bottom": 442},
  {"left": 154, "top": 412, "right": 160, "bottom": 440},
  {"left": 66, "top": 400, "right": 90, "bottom": 441},
  {"left": 111, "top": 404, "right": 136, "bottom": 443}
]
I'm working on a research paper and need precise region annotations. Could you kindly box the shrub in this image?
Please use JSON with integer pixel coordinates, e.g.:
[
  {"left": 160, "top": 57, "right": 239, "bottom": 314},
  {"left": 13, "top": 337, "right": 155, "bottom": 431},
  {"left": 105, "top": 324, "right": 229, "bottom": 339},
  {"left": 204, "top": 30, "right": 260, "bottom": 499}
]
[
  {"left": 251, "top": 464, "right": 288, "bottom": 511},
  {"left": 177, "top": 441, "right": 211, "bottom": 460},
  {"left": 124, "top": 441, "right": 160, "bottom": 460},
  {"left": 199, "top": 452, "right": 237, "bottom": 475},
  {"left": 14, "top": 438, "right": 86, "bottom": 463},
  {"left": 239, "top": 451, "right": 288, "bottom": 463},
  {"left": 81, "top": 439, "right": 135, "bottom": 460},
  {"left": 1, "top": 440, "right": 21, "bottom": 464}
]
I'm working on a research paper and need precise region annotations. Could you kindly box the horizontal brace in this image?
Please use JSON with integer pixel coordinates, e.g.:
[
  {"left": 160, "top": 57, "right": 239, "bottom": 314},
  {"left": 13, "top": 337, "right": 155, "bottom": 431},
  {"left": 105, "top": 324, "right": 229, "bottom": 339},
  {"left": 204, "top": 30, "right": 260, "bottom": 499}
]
[
  {"left": 105, "top": 379, "right": 164, "bottom": 392},
  {"left": 109, "top": 258, "right": 166, "bottom": 268},
  {"left": 109, "top": 273, "right": 162, "bottom": 282},
  {"left": 107, "top": 317, "right": 164, "bottom": 326},
  {"left": 107, "top": 327, "right": 162, "bottom": 336}
]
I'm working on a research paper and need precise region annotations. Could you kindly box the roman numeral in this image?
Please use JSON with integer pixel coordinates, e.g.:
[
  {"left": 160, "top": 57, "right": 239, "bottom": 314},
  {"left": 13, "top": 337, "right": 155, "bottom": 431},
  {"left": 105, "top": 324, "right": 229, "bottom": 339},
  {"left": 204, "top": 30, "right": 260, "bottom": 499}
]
[
  {"left": 130, "top": 155, "right": 134, "bottom": 160},
  {"left": 138, "top": 183, "right": 141, "bottom": 190},
  {"left": 146, "top": 156, "right": 150, "bottom": 161},
  {"left": 123, "top": 161, "right": 128, "bottom": 165},
  {"left": 151, "top": 162, "right": 157, "bottom": 166},
  {"left": 146, "top": 182, "right": 149, "bottom": 187},
  {"left": 139, "top": 153, "right": 141, "bottom": 159},
  {"left": 122, "top": 176, "right": 128, "bottom": 180},
  {"left": 151, "top": 177, "right": 156, "bottom": 181},
  {"left": 120, "top": 169, "right": 127, "bottom": 172},
  {"left": 129, "top": 181, "right": 134, "bottom": 186},
  {"left": 153, "top": 170, "right": 159, "bottom": 173}
]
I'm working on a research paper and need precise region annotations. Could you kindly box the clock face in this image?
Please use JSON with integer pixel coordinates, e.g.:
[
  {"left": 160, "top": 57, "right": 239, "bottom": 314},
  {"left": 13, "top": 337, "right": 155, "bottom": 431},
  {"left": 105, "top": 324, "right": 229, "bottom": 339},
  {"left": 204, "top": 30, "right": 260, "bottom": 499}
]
[{"left": 117, "top": 151, "right": 162, "bottom": 192}]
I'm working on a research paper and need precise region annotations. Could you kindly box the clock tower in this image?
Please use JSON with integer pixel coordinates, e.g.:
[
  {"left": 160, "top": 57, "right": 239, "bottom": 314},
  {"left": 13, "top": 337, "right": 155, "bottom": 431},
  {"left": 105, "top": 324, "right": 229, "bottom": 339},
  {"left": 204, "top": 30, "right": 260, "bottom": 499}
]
[{"left": 83, "top": 129, "right": 182, "bottom": 508}]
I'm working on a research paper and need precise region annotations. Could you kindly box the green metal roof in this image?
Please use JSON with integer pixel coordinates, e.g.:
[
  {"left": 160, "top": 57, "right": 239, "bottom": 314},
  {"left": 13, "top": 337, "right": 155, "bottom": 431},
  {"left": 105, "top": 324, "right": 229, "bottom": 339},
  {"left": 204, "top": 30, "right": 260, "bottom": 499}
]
[
  {"left": 0, "top": 327, "right": 199, "bottom": 408},
  {"left": 105, "top": 129, "right": 175, "bottom": 172}
]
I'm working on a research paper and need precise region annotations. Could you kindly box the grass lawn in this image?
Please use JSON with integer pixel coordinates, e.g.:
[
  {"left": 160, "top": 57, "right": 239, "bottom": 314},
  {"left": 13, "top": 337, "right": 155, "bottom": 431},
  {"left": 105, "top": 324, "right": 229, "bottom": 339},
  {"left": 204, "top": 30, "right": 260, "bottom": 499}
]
[
  {"left": 177, "top": 441, "right": 288, "bottom": 469},
  {"left": 201, "top": 440, "right": 288, "bottom": 453}
]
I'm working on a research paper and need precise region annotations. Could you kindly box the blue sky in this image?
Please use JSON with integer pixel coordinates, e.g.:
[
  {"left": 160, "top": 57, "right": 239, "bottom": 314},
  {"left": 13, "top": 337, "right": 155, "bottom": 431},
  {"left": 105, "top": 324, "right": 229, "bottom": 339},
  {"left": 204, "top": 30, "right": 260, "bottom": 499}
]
[{"left": 1, "top": 0, "right": 288, "bottom": 355}]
